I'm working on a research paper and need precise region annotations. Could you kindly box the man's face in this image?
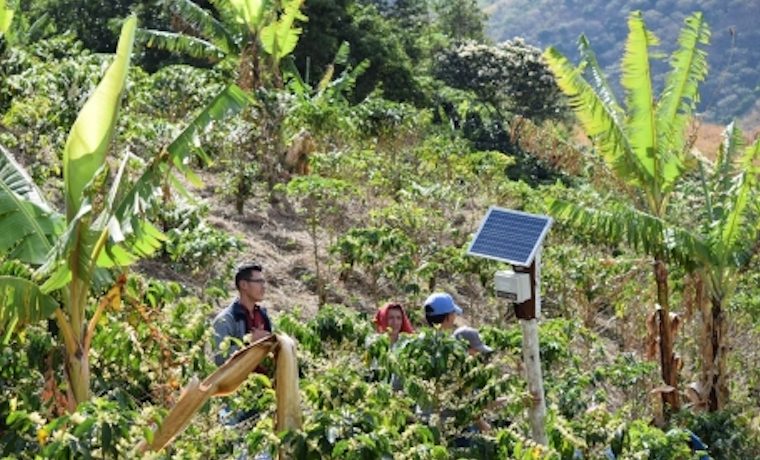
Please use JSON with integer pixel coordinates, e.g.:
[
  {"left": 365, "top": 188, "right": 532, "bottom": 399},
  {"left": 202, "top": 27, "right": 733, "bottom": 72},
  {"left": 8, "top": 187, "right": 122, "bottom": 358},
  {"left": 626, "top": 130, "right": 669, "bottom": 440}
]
[
  {"left": 442, "top": 312, "right": 457, "bottom": 330},
  {"left": 241, "top": 271, "right": 266, "bottom": 302},
  {"left": 387, "top": 308, "right": 403, "bottom": 335}
]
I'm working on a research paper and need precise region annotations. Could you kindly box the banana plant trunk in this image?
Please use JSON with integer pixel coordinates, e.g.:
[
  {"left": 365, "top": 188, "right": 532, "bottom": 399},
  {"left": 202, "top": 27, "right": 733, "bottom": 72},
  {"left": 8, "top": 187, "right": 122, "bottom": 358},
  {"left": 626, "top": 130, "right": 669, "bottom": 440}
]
[
  {"left": 702, "top": 296, "right": 728, "bottom": 411},
  {"left": 654, "top": 258, "right": 680, "bottom": 411},
  {"left": 238, "top": 41, "right": 261, "bottom": 92},
  {"left": 65, "top": 342, "right": 91, "bottom": 408}
]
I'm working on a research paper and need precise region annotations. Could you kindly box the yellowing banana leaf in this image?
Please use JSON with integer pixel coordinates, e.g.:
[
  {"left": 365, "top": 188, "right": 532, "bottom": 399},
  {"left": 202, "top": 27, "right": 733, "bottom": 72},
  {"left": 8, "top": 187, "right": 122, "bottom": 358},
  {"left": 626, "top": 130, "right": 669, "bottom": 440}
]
[{"left": 138, "top": 334, "right": 282, "bottom": 453}]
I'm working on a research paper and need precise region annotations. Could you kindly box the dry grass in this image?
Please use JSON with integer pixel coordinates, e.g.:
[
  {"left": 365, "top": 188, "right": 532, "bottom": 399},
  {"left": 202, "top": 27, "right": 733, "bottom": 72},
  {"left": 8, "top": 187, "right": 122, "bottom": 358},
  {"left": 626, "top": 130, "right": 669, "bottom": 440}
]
[{"left": 693, "top": 120, "right": 760, "bottom": 160}]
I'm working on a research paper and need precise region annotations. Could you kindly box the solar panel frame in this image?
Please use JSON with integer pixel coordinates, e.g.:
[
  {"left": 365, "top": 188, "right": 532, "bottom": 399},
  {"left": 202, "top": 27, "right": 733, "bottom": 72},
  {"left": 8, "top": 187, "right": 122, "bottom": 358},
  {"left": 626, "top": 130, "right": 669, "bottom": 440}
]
[{"left": 467, "top": 206, "right": 553, "bottom": 267}]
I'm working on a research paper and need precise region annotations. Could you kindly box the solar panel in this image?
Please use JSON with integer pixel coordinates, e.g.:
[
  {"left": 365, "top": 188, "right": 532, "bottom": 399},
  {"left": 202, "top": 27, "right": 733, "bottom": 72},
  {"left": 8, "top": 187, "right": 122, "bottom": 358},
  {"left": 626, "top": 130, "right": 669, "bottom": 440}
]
[{"left": 467, "top": 207, "right": 552, "bottom": 267}]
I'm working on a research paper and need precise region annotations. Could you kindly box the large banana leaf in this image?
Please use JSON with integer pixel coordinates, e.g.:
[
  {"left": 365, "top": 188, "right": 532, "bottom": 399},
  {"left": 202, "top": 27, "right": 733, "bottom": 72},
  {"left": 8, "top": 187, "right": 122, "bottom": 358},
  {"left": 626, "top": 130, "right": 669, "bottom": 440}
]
[
  {"left": 549, "top": 197, "right": 709, "bottom": 270},
  {"left": 713, "top": 122, "right": 744, "bottom": 199},
  {"left": 717, "top": 139, "right": 760, "bottom": 266},
  {"left": 63, "top": 16, "right": 136, "bottom": 218},
  {"left": 37, "top": 203, "right": 94, "bottom": 293},
  {"left": 228, "top": 0, "right": 269, "bottom": 33},
  {"left": 577, "top": 35, "right": 623, "bottom": 123},
  {"left": 93, "top": 153, "right": 165, "bottom": 272},
  {"left": 113, "top": 84, "right": 251, "bottom": 222},
  {"left": 0, "top": 144, "right": 63, "bottom": 264},
  {"left": 543, "top": 48, "right": 645, "bottom": 186},
  {"left": 137, "top": 29, "right": 226, "bottom": 61},
  {"left": 168, "top": 0, "right": 238, "bottom": 55},
  {"left": 656, "top": 12, "right": 709, "bottom": 170},
  {"left": 260, "top": 0, "right": 306, "bottom": 60},
  {"left": 0, "top": 275, "right": 58, "bottom": 343},
  {"left": 621, "top": 12, "right": 669, "bottom": 198}
]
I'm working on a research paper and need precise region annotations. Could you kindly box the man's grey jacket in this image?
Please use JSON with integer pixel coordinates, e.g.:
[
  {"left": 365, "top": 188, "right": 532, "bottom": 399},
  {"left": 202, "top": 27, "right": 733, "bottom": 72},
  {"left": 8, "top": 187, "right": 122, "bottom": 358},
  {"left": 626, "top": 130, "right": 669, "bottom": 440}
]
[{"left": 211, "top": 299, "right": 273, "bottom": 366}]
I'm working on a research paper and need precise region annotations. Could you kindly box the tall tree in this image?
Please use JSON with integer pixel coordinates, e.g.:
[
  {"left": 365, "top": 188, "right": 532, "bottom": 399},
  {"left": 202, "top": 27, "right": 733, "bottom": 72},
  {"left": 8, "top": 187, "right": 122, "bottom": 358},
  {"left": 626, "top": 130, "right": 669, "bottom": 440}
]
[
  {"left": 432, "top": 0, "right": 486, "bottom": 42},
  {"left": 544, "top": 11, "right": 710, "bottom": 411},
  {"left": 0, "top": 17, "right": 250, "bottom": 407}
]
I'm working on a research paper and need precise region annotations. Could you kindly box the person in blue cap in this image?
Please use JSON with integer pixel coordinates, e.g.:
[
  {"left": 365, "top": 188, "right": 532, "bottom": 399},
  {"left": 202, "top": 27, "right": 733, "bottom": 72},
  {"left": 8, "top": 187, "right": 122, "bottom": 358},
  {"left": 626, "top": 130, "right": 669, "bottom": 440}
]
[
  {"left": 422, "top": 292, "right": 496, "bottom": 435},
  {"left": 423, "top": 292, "right": 463, "bottom": 331}
]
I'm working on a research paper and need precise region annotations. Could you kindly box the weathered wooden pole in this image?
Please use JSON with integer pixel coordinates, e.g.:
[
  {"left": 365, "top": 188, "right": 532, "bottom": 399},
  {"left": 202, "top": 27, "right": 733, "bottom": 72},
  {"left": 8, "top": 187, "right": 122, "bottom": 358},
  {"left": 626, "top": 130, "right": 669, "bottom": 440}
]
[{"left": 514, "top": 253, "right": 547, "bottom": 445}]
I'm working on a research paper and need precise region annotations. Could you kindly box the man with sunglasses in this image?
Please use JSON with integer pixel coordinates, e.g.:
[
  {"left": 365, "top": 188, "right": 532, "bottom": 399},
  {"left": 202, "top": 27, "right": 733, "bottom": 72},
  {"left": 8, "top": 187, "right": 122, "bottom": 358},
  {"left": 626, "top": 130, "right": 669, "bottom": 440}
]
[{"left": 212, "top": 263, "right": 273, "bottom": 367}]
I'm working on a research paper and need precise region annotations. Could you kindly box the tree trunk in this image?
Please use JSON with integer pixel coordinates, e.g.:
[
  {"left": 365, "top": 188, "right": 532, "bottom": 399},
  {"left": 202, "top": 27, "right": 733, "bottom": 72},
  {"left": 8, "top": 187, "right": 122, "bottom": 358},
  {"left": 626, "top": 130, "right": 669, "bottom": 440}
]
[
  {"left": 654, "top": 258, "right": 679, "bottom": 411},
  {"left": 702, "top": 296, "right": 728, "bottom": 411},
  {"left": 65, "top": 342, "right": 90, "bottom": 408},
  {"left": 310, "top": 224, "right": 325, "bottom": 307},
  {"left": 237, "top": 41, "right": 261, "bottom": 92}
]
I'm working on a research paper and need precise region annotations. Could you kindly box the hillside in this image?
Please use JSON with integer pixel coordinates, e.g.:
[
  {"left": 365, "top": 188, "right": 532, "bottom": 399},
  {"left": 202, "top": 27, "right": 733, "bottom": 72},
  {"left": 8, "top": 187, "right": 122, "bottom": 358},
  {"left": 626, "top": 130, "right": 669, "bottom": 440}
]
[
  {"left": 483, "top": 0, "right": 760, "bottom": 124},
  {"left": 2, "top": 1, "right": 760, "bottom": 458}
]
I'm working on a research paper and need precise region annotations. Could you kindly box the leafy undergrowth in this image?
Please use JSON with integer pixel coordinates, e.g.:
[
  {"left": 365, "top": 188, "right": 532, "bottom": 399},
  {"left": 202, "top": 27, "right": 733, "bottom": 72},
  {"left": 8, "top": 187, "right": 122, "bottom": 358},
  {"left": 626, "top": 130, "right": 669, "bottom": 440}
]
[{"left": 5, "top": 289, "right": 758, "bottom": 459}]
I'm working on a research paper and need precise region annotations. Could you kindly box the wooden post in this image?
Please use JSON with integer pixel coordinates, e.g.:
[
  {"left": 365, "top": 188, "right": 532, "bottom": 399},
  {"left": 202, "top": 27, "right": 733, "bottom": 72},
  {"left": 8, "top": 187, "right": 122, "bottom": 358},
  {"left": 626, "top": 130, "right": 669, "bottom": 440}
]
[
  {"left": 517, "top": 251, "right": 547, "bottom": 445},
  {"left": 521, "top": 319, "right": 547, "bottom": 445}
]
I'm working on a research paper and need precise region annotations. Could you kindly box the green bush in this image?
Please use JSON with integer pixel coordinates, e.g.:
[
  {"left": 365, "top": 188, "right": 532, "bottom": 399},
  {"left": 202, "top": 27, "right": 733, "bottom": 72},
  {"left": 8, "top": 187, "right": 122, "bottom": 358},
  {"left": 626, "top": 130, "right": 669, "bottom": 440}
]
[{"left": 154, "top": 201, "right": 242, "bottom": 273}]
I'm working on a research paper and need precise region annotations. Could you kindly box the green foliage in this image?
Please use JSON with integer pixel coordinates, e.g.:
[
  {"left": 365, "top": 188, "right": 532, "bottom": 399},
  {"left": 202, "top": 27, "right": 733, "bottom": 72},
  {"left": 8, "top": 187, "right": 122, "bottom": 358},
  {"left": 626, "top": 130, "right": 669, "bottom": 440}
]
[
  {"left": 284, "top": 175, "right": 354, "bottom": 230},
  {"left": 430, "top": 0, "right": 486, "bottom": 42},
  {"left": 331, "top": 226, "right": 418, "bottom": 297},
  {"left": 139, "top": 0, "right": 306, "bottom": 89},
  {"left": 3, "top": 0, "right": 760, "bottom": 457},
  {"left": 675, "top": 410, "right": 760, "bottom": 460},
  {"left": 333, "top": 3, "right": 422, "bottom": 103},
  {"left": 0, "top": 0, "right": 13, "bottom": 36},
  {"left": 436, "top": 39, "right": 567, "bottom": 122},
  {"left": 156, "top": 201, "right": 242, "bottom": 273},
  {"left": 26, "top": 0, "right": 165, "bottom": 53},
  {"left": 1, "top": 35, "right": 110, "bottom": 179}
]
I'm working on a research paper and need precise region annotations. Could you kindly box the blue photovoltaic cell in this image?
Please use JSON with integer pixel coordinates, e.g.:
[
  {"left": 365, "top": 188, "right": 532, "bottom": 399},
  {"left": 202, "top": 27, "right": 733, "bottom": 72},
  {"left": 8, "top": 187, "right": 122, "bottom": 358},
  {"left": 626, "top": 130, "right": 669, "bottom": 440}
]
[{"left": 467, "top": 207, "right": 552, "bottom": 266}]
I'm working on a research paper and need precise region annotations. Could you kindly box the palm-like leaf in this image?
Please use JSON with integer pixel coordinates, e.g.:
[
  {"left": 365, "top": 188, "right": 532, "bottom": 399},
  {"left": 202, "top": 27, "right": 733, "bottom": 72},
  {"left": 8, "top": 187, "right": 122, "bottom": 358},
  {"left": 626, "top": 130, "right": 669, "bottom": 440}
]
[
  {"left": 113, "top": 84, "right": 251, "bottom": 224},
  {"left": 622, "top": 12, "right": 669, "bottom": 203},
  {"left": 716, "top": 139, "right": 760, "bottom": 268},
  {"left": 713, "top": 122, "right": 744, "bottom": 198},
  {"left": 137, "top": 29, "right": 226, "bottom": 61},
  {"left": 543, "top": 48, "right": 645, "bottom": 186},
  {"left": 0, "top": 144, "right": 62, "bottom": 264},
  {"left": 0, "top": 275, "right": 58, "bottom": 342},
  {"left": 81, "top": 84, "right": 251, "bottom": 279},
  {"left": 577, "top": 34, "right": 623, "bottom": 123},
  {"left": 228, "top": 0, "right": 270, "bottom": 33},
  {"left": 209, "top": 0, "right": 244, "bottom": 27},
  {"left": 260, "top": 0, "right": 306, "bottom": 60},
  {"left": 168, "top": 0, "right": 239, "bottom": 55},
  {"left": 656, "top": 12, "right": 709, "bottom": 169},
  {"left": 549, "top": 197, "right": 709, "bottom": 269}
]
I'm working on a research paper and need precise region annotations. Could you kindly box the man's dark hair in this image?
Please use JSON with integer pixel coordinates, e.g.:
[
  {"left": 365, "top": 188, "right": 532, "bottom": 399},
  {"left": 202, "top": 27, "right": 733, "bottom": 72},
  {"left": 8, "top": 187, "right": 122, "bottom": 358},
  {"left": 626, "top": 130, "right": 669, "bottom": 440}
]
[
  {"left": 425, "top": 305, "right": 449, "bottom": 327},
  {"left": 235, "top": 263, "right": 263, "bottom": 289}
]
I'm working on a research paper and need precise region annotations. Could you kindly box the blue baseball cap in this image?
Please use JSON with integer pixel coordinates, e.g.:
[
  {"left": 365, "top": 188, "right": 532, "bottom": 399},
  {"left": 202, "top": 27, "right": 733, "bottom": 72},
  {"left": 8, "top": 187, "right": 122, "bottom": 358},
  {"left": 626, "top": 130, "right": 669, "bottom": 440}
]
[{"left": 424, "top": 292, "right": 463, "bottom": 316}]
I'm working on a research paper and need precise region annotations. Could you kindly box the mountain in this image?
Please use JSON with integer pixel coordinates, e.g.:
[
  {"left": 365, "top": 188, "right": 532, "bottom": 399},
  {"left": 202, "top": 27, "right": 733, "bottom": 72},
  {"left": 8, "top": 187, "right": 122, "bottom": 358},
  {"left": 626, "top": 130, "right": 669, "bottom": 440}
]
[{"left": 482, "top": 0, "right": 760, "bottom": 124}]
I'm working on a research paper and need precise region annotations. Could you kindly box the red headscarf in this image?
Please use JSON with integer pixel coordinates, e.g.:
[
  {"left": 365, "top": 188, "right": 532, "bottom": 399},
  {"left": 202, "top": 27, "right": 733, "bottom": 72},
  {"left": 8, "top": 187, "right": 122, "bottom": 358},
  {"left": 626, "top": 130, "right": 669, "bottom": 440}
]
[{"left": 374, "top": 302, "right": 415, "bottom": 335}]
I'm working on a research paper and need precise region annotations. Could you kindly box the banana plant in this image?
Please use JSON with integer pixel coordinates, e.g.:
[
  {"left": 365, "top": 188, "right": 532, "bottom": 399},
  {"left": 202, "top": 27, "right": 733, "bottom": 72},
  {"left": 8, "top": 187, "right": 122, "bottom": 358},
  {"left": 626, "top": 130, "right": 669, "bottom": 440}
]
[
  {"left": 689, "top": 124, "right": 760, "bottom": 410},
  {"left": 0, "top": 17, "right": 251, "bottom": 408},
  {"left": 138, "top": 0, "right": 306, "bottom": 90},
  {"left": 544, "top": 11, "right": 710, "bottom": 410}
]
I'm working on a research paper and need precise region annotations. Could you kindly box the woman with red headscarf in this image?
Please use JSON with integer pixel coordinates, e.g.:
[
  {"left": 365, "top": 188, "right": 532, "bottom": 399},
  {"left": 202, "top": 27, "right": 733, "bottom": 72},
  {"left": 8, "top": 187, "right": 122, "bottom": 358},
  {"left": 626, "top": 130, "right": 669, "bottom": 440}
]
[{"left": 374, "top": 302, "right": 415, "bottom": 345}]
